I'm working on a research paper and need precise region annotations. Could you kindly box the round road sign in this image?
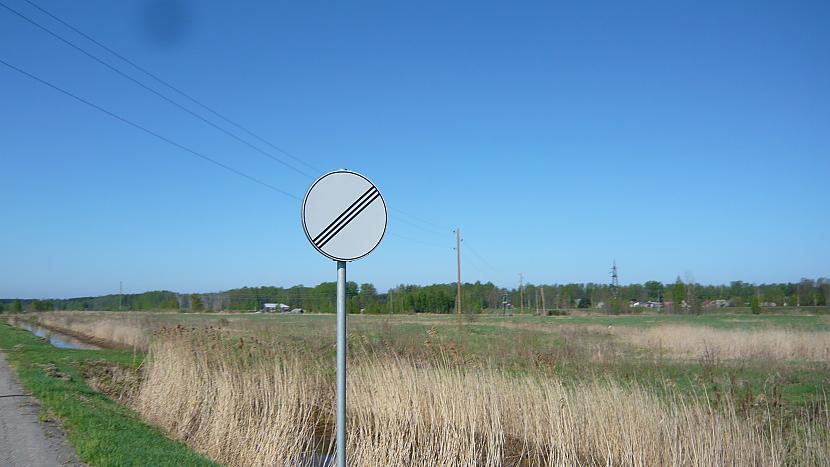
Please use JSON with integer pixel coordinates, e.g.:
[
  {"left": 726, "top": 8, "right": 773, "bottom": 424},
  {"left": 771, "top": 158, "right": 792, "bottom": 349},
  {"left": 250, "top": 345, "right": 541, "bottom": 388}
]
[{"left": 302, "top": 170, "right": 387, "bottom": 262}]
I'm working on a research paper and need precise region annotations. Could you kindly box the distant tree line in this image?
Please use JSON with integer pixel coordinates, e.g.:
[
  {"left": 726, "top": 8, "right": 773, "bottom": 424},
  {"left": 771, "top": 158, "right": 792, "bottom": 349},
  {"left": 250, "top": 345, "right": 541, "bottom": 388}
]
[
  {"left": 0, "top": 291, "right": 178, "bottom": 313},
  {"left": 1, "top": 278, "right": 828, "bottom": 314}
]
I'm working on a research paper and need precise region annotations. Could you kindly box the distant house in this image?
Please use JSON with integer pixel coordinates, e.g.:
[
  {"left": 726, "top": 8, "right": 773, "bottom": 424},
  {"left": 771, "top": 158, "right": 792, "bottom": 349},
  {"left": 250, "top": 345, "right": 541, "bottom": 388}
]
[
  {"left": 629, "top": 300, "right": 664, "bottom": 309},
  {"left": 703, "top": 299, "right": 730, "bottom": 309},
  {"left": 263, "top": 303, "right": 278, "bottom": 312}
]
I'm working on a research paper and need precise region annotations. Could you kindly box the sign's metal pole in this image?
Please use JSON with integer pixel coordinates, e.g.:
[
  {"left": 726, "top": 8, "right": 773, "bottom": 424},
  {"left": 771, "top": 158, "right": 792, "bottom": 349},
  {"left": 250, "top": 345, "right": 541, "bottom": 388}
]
[
  {"left": 336, "top": 260, "right": 347, "bottom": 467},
  {"left": 303, "top": 171, "right": 385, "bottom": 466}
]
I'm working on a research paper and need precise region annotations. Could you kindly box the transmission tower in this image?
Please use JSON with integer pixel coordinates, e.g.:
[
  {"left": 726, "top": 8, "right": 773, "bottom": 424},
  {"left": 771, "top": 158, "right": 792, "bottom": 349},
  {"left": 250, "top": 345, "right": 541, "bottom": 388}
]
[{"left": 610, "top": 260, "right": 619, "bottom": 300}]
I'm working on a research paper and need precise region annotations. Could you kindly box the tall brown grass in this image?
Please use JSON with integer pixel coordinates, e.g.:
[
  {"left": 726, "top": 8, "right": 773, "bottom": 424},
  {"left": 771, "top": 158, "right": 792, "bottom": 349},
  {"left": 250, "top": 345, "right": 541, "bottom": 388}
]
[
  {"left": 615, "top": 324, "right": 830, "bottom": 361},
  {"left": 21, "top": 312, "right": 830, "bottom": 464},
  {"left": 133, "top": 328, "right": 829, "bottom": 466},
  {"left": 33, "top": 311, "right": 150, "bottom": 350},
  {"left": 133, "top": 328, "right": 328, "bottom": 466}
]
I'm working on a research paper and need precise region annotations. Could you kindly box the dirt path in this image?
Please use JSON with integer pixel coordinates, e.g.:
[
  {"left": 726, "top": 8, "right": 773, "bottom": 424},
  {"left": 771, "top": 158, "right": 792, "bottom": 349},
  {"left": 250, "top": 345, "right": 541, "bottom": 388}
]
[{"left": 0, "top": 352, "right": 83, "bottom": 467}]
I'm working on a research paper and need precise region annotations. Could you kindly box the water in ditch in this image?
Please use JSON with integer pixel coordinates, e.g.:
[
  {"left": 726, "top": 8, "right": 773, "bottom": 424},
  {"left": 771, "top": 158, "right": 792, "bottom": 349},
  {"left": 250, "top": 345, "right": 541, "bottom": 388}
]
[{"left": 12, "top": 320, "right": 101, "bottom": 350}]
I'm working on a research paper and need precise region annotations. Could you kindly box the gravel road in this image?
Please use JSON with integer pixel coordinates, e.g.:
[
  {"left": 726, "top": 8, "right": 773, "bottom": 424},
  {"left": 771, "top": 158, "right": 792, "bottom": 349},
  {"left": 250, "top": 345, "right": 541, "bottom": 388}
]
[{"left": 0, "top": 351, "right": 83, "bottom": 467}]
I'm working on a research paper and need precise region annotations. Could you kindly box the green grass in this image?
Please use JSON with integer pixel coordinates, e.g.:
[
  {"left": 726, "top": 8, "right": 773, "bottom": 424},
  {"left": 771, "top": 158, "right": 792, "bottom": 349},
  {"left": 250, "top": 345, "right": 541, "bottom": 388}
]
[
  {"left": 400, "top": 316, "right": 824, "bottom": 404},
  {"left": 200, "top": 312, "right": 830, "bottom": 407},
  {"left": 108, "top": 307, "right": 830, "bottom": 331},
  {"left": 478, "top": 312, "right": 830, "bottom": 330},
  {"left": 0, "top": 321, "right": 216, "bottom": 467},
  {"left": 177, "top": 309, "right": 826, "bottom": 328}
]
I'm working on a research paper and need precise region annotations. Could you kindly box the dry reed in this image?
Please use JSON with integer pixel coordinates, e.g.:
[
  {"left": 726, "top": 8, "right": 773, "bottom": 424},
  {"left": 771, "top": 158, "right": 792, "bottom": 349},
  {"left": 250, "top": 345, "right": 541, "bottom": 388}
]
[
  {"left": 133, "top": 327, "right": 327, "bottom": 466},
  {"left": 22, "top": 312, "right": 830, "bottom": 464},
  {"left": 133, "top": 328, "right": 829, "bottom": 466},
  {"left": 34, "top": 311, "right": 150, "bottom": 350},
  {"left": 616, "top": 324, "right": 830, "bottom": 362}
]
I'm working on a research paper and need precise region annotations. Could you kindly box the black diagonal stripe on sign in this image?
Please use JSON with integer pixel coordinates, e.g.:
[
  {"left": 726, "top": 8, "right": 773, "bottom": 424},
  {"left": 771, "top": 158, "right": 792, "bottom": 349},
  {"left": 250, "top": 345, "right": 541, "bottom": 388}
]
[
  {"left": 315, "top": 190, "right": 380, "bottom": 249},
  {"left": 316, "top": 191, "right": 381, "bottom": 249},
  {"left": 312, "top": 186, "right": 377, "bottom": 245}
]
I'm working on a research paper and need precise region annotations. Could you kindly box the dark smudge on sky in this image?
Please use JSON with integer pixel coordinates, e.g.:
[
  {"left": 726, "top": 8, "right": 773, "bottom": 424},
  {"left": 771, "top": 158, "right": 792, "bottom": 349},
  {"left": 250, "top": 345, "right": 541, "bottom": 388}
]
[{"left": 138, "top": 0, "right": 193, "bottom": 47}]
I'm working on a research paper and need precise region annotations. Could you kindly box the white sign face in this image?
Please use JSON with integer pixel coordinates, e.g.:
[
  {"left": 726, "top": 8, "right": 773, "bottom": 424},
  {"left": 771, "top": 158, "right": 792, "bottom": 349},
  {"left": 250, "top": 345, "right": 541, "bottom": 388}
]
[{"left": 302, "top": 170, "right": 387, "bottom": 262}]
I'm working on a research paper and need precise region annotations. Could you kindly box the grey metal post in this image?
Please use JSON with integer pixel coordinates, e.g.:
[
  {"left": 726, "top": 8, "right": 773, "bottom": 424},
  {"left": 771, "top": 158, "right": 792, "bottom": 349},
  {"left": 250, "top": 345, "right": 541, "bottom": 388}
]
[{"left": 336, "top": 260, "right": 347, "bottom": 467}]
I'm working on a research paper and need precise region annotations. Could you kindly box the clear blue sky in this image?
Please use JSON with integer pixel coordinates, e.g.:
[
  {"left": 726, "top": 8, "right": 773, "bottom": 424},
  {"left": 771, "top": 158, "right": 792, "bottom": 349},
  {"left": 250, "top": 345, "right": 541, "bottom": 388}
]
[{"left": 1, "top": 0, "right": 828, "bottom": 299}]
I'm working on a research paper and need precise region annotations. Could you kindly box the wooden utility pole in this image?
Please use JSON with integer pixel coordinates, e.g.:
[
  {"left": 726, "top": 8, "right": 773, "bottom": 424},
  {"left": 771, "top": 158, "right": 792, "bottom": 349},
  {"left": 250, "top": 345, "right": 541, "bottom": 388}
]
[
  {"left": 535, "top": 289, "right": 539, "bottom": 315},
  {"left": 519, "top": 273, "right": 524, "bottom": 313},
  {"left": 456, "top": 228, "right": 461, "bottom": 324}
]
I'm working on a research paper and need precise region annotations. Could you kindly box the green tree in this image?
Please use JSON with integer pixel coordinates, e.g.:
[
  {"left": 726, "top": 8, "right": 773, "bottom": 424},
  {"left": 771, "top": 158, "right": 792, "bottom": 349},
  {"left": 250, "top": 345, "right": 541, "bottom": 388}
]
[
  {"left": 798, "top": 278, "right": 815, "bottom": 306},
  {"left": 625, "top": 283, "right": 645, "bottom": 302},
  {"left": 750, "top": 295, "right": 761, "bottom": 314},
  {"left": 644, "top": 281, "right": 664, "bottom": 302},
  {"left": 190, "top": 294, "right": 204, "bottom": 312},
  {"left": 686, "top": 282, "right": 702, "bottom": 315},
  {"left": 671, "top": 277, "right": 686, "bottom": 313},
  {"left": 608, "top": 297, "right": 622, "bottom": 314},
  {"left": 12, "top": 300, "right": 23, "bottom": 313},
  {"left": 358, "top": 283, "right": 382, "bottom": 313},
  {"left": 820, "top": 278, "right": 830, "bottom": 307}
]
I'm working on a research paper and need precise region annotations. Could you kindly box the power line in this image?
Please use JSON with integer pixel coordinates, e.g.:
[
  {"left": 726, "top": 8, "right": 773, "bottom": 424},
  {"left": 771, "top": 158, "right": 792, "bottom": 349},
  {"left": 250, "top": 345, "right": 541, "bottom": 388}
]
[
  {"left": 0, "top": 0, "right": 314, "bottom": 179},
  {"left": 3, "top": 1, "right": 456, "bottom": 248},
  {"left": 461, "top": 248, "right": 489, "bottom": 277},
  {"left": 1, "top": 54, "right": 451, "bottom": 253},
  {"left": 386, "top": 232, "right": 448, "bottom": 250},
  {"left": 6, "top": 0, "right": 457, "bottom": 243},
  {"left": 461, "top": 246, "right": 494, "bottom": 277},
  {"left": 20, "top": 0, "right": 322, "bottom": 176},
  {"left": 19, "top": 1, "right": 451, "bottom": 238},
  {"left": 389, "top": 206, "right": 446, "bottom": 232},
  {"left": 0, "top": 57, "right": 300, "bottom": 200},
  {"left": 389, "top": 214, "right": 448, "bottom": 238},
  {"left": 462, "top": 239, "right": 499, "bottom": 273}
]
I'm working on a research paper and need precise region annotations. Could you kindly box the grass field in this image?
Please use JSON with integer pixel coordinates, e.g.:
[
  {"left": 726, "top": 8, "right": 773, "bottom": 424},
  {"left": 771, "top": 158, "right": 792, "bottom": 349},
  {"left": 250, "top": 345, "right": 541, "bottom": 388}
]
[
  {"left": 8, "top": 310, "right": 830, "bottom": 465},
  {"left": 0, "top": 320, "right": 215, "bottom": 466}
]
